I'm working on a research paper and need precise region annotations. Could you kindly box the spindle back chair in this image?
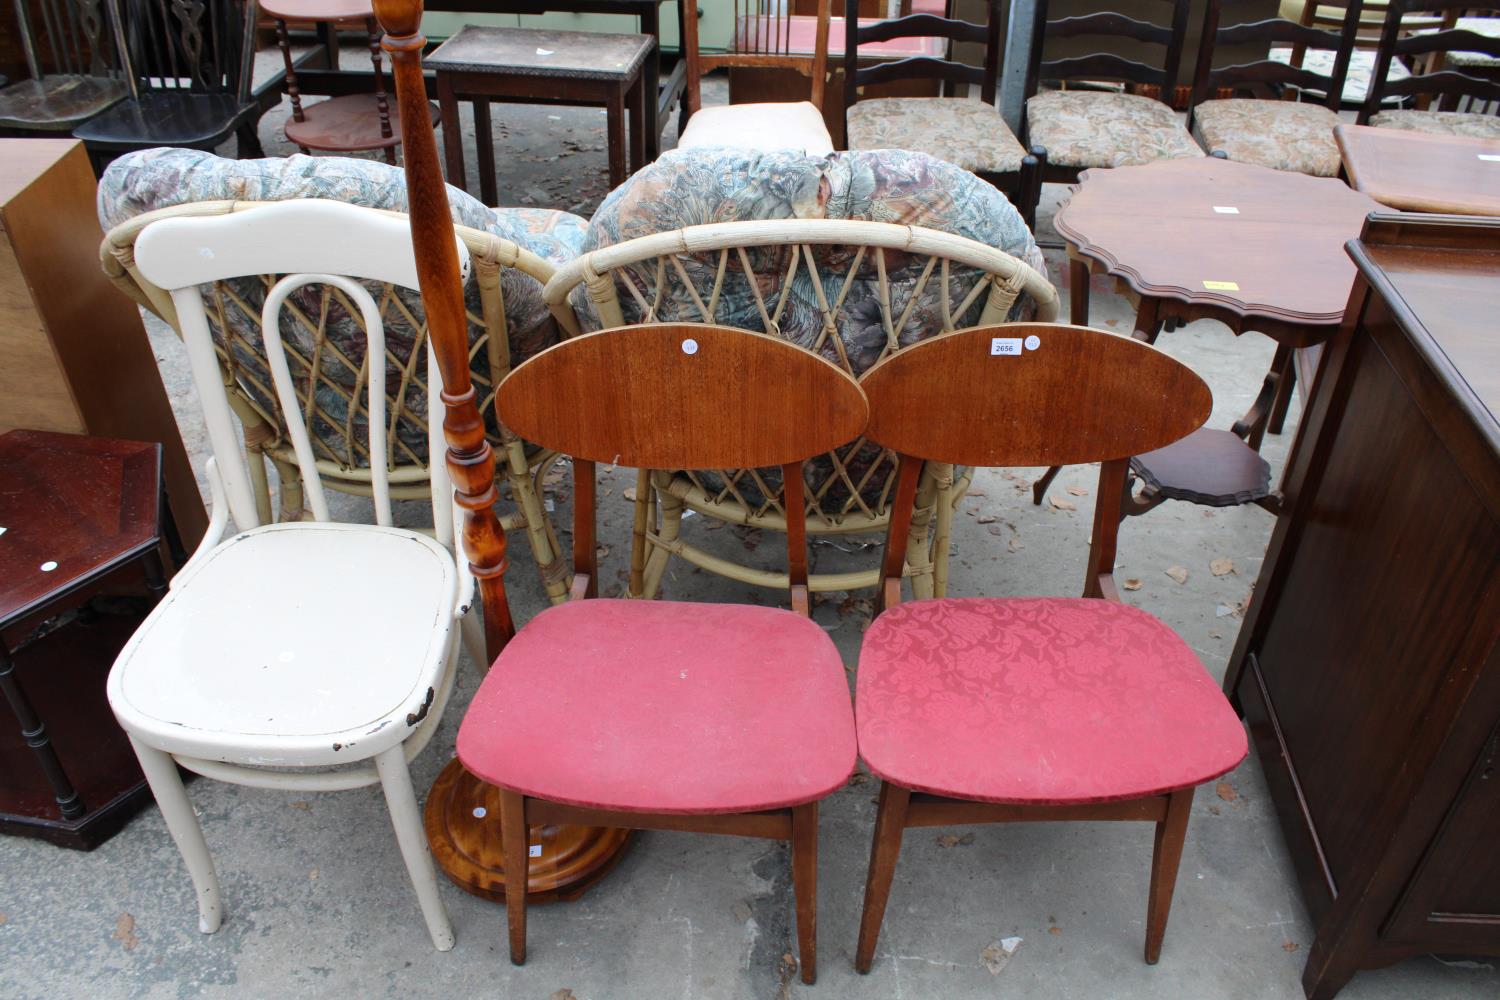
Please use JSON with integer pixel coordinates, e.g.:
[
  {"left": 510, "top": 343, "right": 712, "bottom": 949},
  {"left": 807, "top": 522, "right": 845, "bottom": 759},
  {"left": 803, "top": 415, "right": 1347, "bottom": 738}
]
[{"left": 0, "top": 0, "right": 129, "bottom": 133}]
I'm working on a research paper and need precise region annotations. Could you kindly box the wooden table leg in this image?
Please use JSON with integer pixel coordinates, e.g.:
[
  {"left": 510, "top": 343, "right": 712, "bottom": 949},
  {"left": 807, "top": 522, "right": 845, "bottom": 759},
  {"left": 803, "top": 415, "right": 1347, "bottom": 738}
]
[
  {"left": 628, "top": 74, "right": 645, "bottom": 174},
  {"left": 1235, "top": 343, "right": 1294, "bottom": 451},
  {"left": 639, "top": 6, "right": 661, "bottom": 160},
  {"left": 474, "top": 98, "right": 497, "bottom": 208},
  {"left": 436, "top": 73, "right": 466, "bottom": 192},
  {"left": 606, "top": 88, "right": 628, "bottom": 188},
  {"left": 0, "top": 641, "right": 85, "bottom": 820},
  {"left": 1069, "top": 257, "right": 1090, "bottom": 327}
]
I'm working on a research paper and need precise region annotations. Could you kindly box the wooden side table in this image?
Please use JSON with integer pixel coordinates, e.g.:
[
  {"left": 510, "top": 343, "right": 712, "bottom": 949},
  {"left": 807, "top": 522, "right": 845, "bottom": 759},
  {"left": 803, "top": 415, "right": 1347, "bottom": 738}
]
[
  {"left": 0, "top": 430, "right": 170, "bottom": 849},
  {"left": 428, "top": 24, "right": 653, "bottom": 203}
]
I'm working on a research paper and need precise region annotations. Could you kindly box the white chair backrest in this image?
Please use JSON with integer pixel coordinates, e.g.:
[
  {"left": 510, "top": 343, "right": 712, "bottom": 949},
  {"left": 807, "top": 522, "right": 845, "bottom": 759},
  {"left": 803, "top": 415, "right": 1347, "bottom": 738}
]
[{"left": 133, "top": 199, "right": 471, "bottom": 544}]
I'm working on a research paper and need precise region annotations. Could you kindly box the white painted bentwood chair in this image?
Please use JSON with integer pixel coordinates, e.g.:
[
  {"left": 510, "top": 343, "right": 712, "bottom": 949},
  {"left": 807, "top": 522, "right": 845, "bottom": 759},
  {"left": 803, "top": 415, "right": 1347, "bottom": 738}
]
[{"left": 107, "top": 199, "right": 480, "bottom": 950}]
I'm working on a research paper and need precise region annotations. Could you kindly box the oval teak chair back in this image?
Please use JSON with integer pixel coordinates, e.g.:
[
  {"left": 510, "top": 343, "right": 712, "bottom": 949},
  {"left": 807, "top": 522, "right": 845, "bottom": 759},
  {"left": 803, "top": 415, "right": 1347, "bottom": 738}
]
[
  {"left": 860, "top": 324, "right": 1211, "bottom": 468},
  {"left": 498, "top": 324, "right": 869, "bottom": 470}
]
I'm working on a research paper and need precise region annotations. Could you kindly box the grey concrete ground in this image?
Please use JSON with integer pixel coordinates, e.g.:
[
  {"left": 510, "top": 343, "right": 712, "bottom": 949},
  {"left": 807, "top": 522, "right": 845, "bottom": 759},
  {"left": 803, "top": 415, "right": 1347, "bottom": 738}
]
[{"left": 2, "top": 53, "right": 1497, "bottom": 1000}]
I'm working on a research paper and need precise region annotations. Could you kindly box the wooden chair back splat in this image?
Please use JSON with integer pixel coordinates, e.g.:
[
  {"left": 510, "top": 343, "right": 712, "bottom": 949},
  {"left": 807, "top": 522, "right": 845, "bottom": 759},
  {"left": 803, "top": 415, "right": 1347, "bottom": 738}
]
[
  {"left": 497, "top": 322, "right": 868, "bottom": 612},
  {"left": 851, "top": 322, "right": 1243, "bottom": 976},
  {"left": 1024, "top": 0, "right": 1194, "bottom": 101},
  {"left": 861, "top": 322, "right": 1210, "bottom": 600},
  {"left": 0, "top": 0, "right": 130, "bottom": 133},
  {"left": 1360, "top": 0, "right": 1500, "bottom": 123},
  {"left": 1187, "top": 0, "right": 1364, "bottom": 117},
  {"left": 842, "top": 0, "right": 1003, "bottom": 103}
]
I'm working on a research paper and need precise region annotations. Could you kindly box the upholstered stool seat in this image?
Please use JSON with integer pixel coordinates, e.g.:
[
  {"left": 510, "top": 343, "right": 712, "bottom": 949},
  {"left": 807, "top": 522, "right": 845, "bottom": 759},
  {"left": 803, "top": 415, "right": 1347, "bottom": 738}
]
[
  {"left": 1369, "top": 108, "right": 1500, "bottom": 139},
  {"left": 678, "top": 100, "right": 835, "bottom": 155},
  {"left": 1025, "top": 90, "right": 1204, "bottom": 169},
  {"left": 1192, "top": 98, "right": 1342, "bottom": 175},
  {"left": 846, "top": 97, "right": 1029, "bottom": 173},
  {"left": 458, "top": 600, "right": 857, "bottom": 814},
  {"left": 856, "top": 596, "right": 1246, "bottom": 805}
]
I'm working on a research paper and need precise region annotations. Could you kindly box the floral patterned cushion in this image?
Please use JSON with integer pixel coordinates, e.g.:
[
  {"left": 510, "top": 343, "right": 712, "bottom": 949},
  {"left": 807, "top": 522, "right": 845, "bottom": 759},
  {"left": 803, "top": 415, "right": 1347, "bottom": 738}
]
[
  {"left": 857, "top": 597, "right": 1247, "bottom": 804},
  {"left": 1192, "top": 99, "right": 1341, "bottom": 176},
  {"left": 1368, "top": 109, "right": 1500, "bottom": 139},
  {"left": 1025, "top": 90, "right": 1205, "bottom": 169},
  {"left": 579, "top": 147, "right": 1047, "bottom": 509},
  {"left": 1268, "top": 47, "right": 1410, "bottom": 106},
  {"left": 845, "top": 97, "right": 1029, "bottom": 174},
  {"left": 98, "top": 147, "right": 588, "bottom": 469}
]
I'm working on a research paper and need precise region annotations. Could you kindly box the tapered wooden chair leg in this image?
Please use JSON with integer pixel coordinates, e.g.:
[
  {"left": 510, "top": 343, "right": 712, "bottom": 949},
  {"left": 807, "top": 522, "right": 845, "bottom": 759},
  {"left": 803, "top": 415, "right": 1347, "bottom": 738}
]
[
  {"left": 499, "top": 789, "right": 530, "bottom": 964},
  {"left": 1145, "top": 787, "right": 1194, "bottom": 964},
  {"left": 855, "top": 781, "right": 911, "bottom": 973},
  {"left": 791, "top": 802, "right": 819, "bottom": 984}
]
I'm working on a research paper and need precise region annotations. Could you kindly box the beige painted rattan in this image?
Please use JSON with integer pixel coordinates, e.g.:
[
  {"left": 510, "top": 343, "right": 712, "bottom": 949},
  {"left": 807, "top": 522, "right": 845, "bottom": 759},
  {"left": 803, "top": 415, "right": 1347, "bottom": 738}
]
[
  {"left": 102, "top": 199, "right": 569, "bottom": 604},
  {"left": 542, "top": 219, "right": 1061, "bottom": 598}
]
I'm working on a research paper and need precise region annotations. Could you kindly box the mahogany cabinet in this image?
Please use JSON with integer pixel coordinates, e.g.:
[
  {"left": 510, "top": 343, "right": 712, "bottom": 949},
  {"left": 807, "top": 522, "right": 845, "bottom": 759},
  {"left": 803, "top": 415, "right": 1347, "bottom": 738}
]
[{"left": 1225, "top": 213, "right": 1500, "bottom": 999}]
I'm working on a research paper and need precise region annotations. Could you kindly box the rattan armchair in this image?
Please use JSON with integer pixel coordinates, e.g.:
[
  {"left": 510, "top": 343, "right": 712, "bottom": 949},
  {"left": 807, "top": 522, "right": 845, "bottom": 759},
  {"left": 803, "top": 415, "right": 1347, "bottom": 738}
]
[
  {"left": 101, "top": 199, "right": 570, "bottom": 604},
  {"left": 542, "top": 218, "right": 1060, "bottom": 599}
]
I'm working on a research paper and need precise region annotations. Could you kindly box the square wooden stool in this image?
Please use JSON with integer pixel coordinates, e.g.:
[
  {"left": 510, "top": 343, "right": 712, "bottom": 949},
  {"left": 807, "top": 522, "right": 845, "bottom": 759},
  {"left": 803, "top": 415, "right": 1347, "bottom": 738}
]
[{"left": 428, "top": 24, "right": 654, "bottom": 203}]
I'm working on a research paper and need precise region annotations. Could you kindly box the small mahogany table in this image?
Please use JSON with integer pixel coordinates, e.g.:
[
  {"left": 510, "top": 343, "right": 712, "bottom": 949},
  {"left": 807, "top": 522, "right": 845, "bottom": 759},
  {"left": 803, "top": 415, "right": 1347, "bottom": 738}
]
[
  {"left": 1335, "top": 123, "right": 1500, "bottom": 217},
  {"left": 0, "top": 430, "right": 169, "bottom": 849},
  {"left": 429, "top": 24, "right": 653, "bottom": 203},
  {"left": 263, "top": 0, "right": 439, "bottom": 164},
  {"left": 1056, "top": 157, "right": 1381, "bottom": 450}
]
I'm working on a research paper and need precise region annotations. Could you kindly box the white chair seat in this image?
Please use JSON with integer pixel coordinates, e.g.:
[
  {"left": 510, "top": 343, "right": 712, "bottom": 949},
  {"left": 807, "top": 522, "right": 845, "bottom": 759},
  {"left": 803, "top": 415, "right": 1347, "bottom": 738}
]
[
  {"left": 677, "top": 100, "right": 836, "bottom": 155},
  {"left": 109, "top": 521, "right": 458, "bottom": 767}
]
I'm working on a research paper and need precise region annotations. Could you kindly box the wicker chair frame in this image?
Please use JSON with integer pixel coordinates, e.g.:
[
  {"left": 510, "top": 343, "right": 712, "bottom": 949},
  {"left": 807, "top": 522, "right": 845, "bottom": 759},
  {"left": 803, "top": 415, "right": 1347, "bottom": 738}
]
[
  {"left": 542, "top": 218, "right": 1060, "bottom": 598},
  {"left": 101, "top": 198, "right": 570, "bottom": 604}
]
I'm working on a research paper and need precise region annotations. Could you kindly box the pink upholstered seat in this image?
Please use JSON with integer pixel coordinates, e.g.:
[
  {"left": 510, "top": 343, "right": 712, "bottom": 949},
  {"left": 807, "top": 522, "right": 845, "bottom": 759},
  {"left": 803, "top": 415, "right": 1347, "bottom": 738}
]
[
  {"left": 458, "top": 599, "right": 857, "bottom": 815},
  {"left": 857, "top": 597, "right": 1246, "bottom": 805}
]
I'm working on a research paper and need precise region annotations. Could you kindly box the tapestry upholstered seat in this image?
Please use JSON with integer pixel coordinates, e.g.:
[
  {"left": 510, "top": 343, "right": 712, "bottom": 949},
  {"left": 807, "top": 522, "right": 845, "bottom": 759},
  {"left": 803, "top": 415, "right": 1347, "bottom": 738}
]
[
  {"left": 1024, "top": 90, "right": 1204, "bottom": 169},
  {"left": 1192, "top": 98, "right": 1343, "bottom": 175},
  {"left": 845, "top": 97, "right": 1030, "bottom": 174},
  {"left": 1368, "top": 108, "right": 1500, "bottom": 137}
]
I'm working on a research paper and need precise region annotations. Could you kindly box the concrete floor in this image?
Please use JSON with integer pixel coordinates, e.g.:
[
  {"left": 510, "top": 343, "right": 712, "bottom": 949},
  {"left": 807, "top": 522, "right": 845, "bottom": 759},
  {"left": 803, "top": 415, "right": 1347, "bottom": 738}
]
[{"left": 2, "top": 53, "right": 1498, "bottom": 1000}]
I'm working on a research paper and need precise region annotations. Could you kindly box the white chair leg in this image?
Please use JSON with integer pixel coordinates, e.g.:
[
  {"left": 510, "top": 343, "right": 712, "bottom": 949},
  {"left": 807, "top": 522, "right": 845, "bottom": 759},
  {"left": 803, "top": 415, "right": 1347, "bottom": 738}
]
[
  {"left": 374, "top": 744, "right": 456, "bottom": 951},
  {"left": 459, "top": 603, "right": 487, "bottom": 670},
  {"left": 128, "top": 736, "right": 223, "bottom": 934}
]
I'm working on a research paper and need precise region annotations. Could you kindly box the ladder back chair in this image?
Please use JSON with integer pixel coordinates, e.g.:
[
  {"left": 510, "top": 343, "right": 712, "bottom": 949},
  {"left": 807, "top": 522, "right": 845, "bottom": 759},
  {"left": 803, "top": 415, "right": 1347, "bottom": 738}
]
[
  {"left": 842, "top": 0, "right": 1045, "bottom": 229},
  {"left": 1284, "top": 0, "right": 1428, "bottom": 108},
  {"left": 1360, "top": 0, "right": 1500, "bottom": 134},
  {"left": 109, "top": 199, "right": 481, "bottom": 951},
  {"left": 852, "top": 322, "right": 1248, "bottom": 972},
  {"left": 101, "top": 199, "right": 570, "bottom": 605},
  {"left": 73, "top": 0, "right": 264, "bottom": 166},
  {"left": 455, "top": 322, "right": 866, "bottom": 983},
  {"left": 678, "top": 0, "right": 836, "bottom": 154},
  {"left": 1186, "top": 0, "right": 1364, "bottom": 176},
  {"left": 1021, "top": 0, "right": 1203, "bottom": 181},
  {"left": 541, "top": 217, "right": 1059, "bottom": 602},
  {"left": 0, "top": 0, "right": 129, "bottom": 134}
]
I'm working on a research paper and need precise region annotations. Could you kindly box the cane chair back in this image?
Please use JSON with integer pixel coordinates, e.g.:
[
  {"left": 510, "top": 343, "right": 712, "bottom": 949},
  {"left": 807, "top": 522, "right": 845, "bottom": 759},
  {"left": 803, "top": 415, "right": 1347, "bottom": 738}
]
[
  {"left": 1361, "top": 0, "right": 1500, "bottom": 123},
  {"left": 1188, "top": 0, "right": 1363, "bottom": 115},
  {"left": 101, "top": 198, "right": 572, "bottom": 602},
  {"left": 541, "top": 219, "right": 1059, "bottom": 598},
  {"left": 0, "top": 0, "right": 129, "bottom": 131},
  {"left": 499, "top": 322, "right": 868, "bottom": 609}
]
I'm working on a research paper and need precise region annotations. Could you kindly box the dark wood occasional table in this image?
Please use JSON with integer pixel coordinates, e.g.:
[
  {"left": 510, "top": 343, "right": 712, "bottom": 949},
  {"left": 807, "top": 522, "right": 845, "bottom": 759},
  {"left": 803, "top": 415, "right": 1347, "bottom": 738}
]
[
  {"left": 1056, "top": 157, "right": 1382, "bottom": 451},
  {"left": 428, "top": 24, "right": 653, "bottom": 202},
  {"left": 1335, "top": 123, "right": 1500, "bottom": 217},
  {"left": 0, "top": 430, "right": 170, "bottom": 849}
]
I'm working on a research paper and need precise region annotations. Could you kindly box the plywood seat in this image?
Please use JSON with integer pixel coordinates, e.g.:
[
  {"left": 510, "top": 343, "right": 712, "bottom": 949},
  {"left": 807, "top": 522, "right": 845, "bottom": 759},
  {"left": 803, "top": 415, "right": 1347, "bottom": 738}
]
[
  {"left": 457, "top": 599, "right": 857, "bottom": 815},
  {"left": 1130, "top": 427, "right": 1272, "bottom": 507}
]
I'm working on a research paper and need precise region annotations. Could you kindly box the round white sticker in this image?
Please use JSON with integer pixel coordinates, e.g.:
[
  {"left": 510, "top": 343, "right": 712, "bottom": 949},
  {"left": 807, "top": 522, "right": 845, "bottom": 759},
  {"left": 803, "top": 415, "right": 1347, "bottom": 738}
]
[
  {"left": 681, "top": 338, "right": 699, "bottom": 355},
  {"left": 472, "top": 807, "right": 488, "bottom": 819},
  {"left": 39, "top": 561, "right": 58, "bottom": 572},
  {"left": 1024, "top": 335, "right": 1040, "bottom": 351}
]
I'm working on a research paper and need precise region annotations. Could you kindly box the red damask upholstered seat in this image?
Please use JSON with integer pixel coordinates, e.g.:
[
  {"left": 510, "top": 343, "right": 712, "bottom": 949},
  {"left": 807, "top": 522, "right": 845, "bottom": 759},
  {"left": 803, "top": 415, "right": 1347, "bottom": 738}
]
[
  {"left": 857, "top": 597, "right": 1247, "bottom": 805},
  {"left": 458, "top": 599, "right": 857, "bottom": 815}
]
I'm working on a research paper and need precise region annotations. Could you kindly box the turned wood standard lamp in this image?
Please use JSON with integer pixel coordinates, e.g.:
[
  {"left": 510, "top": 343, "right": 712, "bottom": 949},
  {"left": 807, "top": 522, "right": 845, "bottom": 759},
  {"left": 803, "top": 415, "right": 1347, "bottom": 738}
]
[{"left": 371, "top": 0, "right": 629, "bottom": 903}]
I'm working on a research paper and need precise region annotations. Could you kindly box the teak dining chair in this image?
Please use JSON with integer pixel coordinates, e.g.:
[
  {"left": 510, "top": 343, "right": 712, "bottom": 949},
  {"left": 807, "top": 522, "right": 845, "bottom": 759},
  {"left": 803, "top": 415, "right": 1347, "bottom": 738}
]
[
  {"left": 678, "top": 0, "right": 836, "bottom": 154},
  {"left": 851, "top": 323, "right": 1248, "bottom": 972},
  {"left": 455, "top": 322, "right": 867, "bottom": 983},
  {"left": 842, "top": 0, "right": 1045, "bottom": 229},
  {"left": 108, "top": 199, "right": 474, "bottom": 951}
]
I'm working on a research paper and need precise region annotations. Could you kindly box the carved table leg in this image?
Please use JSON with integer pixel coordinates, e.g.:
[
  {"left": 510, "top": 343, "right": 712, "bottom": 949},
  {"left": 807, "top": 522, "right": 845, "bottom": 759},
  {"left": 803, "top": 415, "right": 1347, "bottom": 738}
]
[{"left": 0, "top": 641, "right": 85, "bottom": 820}]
